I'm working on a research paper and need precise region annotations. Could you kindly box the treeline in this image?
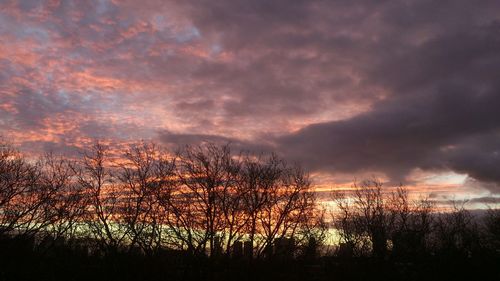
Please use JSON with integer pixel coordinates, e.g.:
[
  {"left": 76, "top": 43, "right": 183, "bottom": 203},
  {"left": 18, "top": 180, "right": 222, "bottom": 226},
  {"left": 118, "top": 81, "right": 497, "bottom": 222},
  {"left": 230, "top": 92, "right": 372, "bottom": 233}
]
[
  {"left": 0, "top": 140, "right": 325, "bottom": 258},
  {"left": 332, "top": 180, "right": 500, "bottom": 259},
  {"left": 1, "top": 140, "right": 500, "bottom": 280}
]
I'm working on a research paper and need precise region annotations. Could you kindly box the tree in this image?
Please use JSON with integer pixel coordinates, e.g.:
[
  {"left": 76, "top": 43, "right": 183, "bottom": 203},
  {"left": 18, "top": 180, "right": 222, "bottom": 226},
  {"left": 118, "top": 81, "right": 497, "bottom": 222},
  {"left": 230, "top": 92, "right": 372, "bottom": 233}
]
[
  {"left": 388, "top": 187, "right": 434, "bottom": 259},
  {"left": 38, "top": 153, "right": 86, "bottom": 242},
  {"left": 484, "top": 208, "right": 500, "bottom": 251},
  {"left": 332, "top": 179, "right": 395, "bottom": 258},
  {"left": 432, "top": 201, "right": 482, "bottom": 257},
  {"left": 0, "top": 140, "right": 325, "bottom": 260},
  {"left": 238, "top": 153, "right": 283, "bottom": 257},
  {"left": 117, "top": 141, "right": 177, "bottom": 254},
  {"left": 73, "top": 141, "right": 127, "bottom": 253},
  {"left": 0, "top": 141, "right": 44, "bottom": 237},
  {"left": 173, "top": 144, "right": 239, "bottom": 256}
]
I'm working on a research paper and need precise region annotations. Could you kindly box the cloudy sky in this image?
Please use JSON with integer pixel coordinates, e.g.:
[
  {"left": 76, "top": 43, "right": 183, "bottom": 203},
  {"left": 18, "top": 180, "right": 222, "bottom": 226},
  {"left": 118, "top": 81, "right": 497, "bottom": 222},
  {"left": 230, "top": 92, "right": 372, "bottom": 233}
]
[{"left": 1, "top": 0, "right": 500, "bottom": 207}]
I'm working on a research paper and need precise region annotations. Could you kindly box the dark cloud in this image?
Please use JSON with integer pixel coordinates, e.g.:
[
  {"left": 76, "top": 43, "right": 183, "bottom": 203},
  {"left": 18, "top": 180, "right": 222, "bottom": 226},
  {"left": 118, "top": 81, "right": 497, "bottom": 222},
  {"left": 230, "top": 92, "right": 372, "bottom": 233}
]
[
  {"left": 469, "top": 196, "right": 500, "bottom": 205},
  {"left": 158, "top": 131, "right": 273, "bottom": 154},
  {"left": 276, "top": 18, "right": 500, "bottom": 190}
]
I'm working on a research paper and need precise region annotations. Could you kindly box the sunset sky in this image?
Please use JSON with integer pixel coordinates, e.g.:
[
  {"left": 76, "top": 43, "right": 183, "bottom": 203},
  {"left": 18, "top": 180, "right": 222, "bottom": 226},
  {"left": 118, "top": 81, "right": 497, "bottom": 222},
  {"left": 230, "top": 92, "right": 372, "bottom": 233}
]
[{"left": 1, "top": 0, "right": 500, "bottom": 208}]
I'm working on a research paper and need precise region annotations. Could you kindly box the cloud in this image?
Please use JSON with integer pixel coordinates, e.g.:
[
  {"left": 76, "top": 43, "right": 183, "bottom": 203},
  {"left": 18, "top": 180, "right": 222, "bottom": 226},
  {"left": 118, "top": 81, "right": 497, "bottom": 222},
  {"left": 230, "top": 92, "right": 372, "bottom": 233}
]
[
  {"left": 157, "top": 130, "right": 273, "bottom": 154},
  {"left": 275, "top": 19, "right": 500, "bottom": 191},
  {"left": 469, "top": 196, "right": 500, "bottom": 205},
  {"left": 1, "top": 0, "right": 500, "bottom": 194}
]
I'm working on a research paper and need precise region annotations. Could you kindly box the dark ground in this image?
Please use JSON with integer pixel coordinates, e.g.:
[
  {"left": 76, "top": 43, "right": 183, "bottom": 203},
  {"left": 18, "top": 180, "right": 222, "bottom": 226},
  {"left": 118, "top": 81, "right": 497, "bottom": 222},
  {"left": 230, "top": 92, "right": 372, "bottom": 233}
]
[{"left": 1, "top": 236, "right": 499, "bottom": 281}]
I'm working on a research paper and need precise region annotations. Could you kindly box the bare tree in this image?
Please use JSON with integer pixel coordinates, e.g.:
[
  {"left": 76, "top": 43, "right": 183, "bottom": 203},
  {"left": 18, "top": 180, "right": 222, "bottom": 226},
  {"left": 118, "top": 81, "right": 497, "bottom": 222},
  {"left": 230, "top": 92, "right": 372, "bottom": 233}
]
[
  {"left": 332, "top": 179, "right": 396, "bottom": 258},
  {"left": 172, "top": 144, "right": 239, "bottom": 256},
  {"left": 38, "top": 153, "right": 86, "bottom": 241},
  {"left": 1, "top": 140, "right": 324, "bottom": 260},
  {"left": 432, "top": 201, "right": 481, "bottom": 257},
  {"left": 0, "top": 142, "right": 45, "bottom": 237},
  {"left": 239, "top": 153, "right": 282, "bottom": 256},
  {"left": 117, "top": 141, "right": 177, "bottom": 254},
  {"left": 484, "top": 208, "right": 500, "bottom": 251},
  {"left": 253, "top": 162, "right": 317, "bottom": 257},
  {"left": 332, "top": 190, "right": 367, "bottom": 256},
  {"left": 73, "top": 141, "right": 127, "bottom": 252},
  {"left": 388, "top": 187, "right": 434, "bottom": 258}
]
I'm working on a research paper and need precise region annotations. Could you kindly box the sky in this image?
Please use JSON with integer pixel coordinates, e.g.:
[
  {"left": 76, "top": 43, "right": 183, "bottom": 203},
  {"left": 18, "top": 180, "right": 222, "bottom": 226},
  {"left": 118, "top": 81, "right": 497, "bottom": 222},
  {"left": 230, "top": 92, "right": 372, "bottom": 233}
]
[{"left": 1, "top": 0, "right": 500, "bottom": 208}]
